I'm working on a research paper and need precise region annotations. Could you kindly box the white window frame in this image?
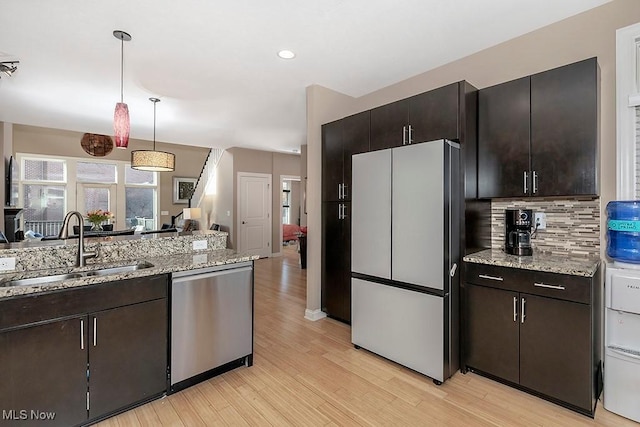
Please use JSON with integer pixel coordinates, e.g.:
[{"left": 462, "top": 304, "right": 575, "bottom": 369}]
[
  {"left": 16, "top": 153, "right": 159, "bottom": 231},
  {"left": 616, "top": 22, "right": 640, "bottom": 198}
]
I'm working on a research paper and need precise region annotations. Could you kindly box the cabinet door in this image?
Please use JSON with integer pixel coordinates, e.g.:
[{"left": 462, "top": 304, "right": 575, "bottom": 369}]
[
  {"left": 322, "top": 201, "right": 351, "bottom": 322},
  {"left": 464, "top": 284, "right": 519, "bottom": 383},
  {"left": 351, "top": 150, "right": 391, "bottom": 279},
  {"left": 409, "top": 83, "right": 459, "bottom": 144},
  {"left": 322, "top": 120, "right": 344, "bottom": 202},
  {"left": 0, "top": 318, "right": 88, "bottom": 427},
  {"left": 531, "top": 58, "right": 598, "bottom": 197},
  {"left": 88, "top": 298, "right": 167, "bottom": 419},
  {"left": 519, "top": 293, "right": 592, "bottom": 411},
  {"left": 478, "top": 77, "right": 531, "bottom": 198},
  {"left": 341, "top": 111, "right": 370, "bottom": 201},
  {"left": 370, "top": 98, "right": 408, "bottom": 151}
]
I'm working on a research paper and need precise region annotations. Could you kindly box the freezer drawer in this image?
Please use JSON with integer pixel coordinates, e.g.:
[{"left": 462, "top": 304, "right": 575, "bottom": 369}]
[
  {"left": 171, "top": 264, "right": 253, "bottom": 387},
  {"left": 604, "top": 347, "right": 640, "bottom": 422},
  {"left": 351, "top": 278, "right": 444, "bottom": 382}
]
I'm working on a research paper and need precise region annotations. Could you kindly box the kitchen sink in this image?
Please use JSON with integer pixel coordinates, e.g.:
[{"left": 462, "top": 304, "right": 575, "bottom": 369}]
[
  {"left": 84, "top": 261, "right": 155, "bottom": 276},
  {"left": 5, "top": 273, "right": 84, "bottom": 287},
  {"left": 4, "top": 262, "right": 155, "bottom": 287}
]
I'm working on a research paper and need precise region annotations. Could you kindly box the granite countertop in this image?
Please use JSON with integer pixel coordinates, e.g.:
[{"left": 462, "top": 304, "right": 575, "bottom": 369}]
[
  {"left": 0, "top": 249, "right": 259, "bottom": 299},
  {"left": 463, "top": 248, "right": 600, "bottom": 277}
]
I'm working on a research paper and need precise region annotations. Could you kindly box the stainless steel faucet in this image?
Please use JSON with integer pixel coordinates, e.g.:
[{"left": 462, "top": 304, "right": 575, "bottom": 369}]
[{"left": 58, "top": 211, "right": 97, "bottom": 267}]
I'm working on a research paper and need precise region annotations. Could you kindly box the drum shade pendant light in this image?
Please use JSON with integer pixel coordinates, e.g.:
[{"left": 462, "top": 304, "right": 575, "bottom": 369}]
[
  {"left": 131, "top": 98, "right": 175, "bottom": 172},
  {"left": 113, "top": 30, "right": 131, "bottom": 148}
]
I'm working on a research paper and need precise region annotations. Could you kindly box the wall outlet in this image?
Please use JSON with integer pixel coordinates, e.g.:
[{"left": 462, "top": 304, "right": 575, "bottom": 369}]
[
  {"left": 0, "top": 257, "right": 17, "bottom": 271},
  {"left": 192, "top": 240, "right": 208, "bottom": 250},
  {"left": 535, "top": 212, "right": 547, "bottom": 230},
  {"left": 226, "top": 210, "right": 231, "bottom": 217},
  {"left": 192, "top": 253, "right": 208, "bottom": 264},
  {"left": 160, "top": 210, "right": 169, "bottom": 216}
]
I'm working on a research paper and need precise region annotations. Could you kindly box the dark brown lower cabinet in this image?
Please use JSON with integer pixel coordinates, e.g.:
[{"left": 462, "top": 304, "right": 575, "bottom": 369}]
[
  {"left": 519, "top": 293, "right": 591, "bottom": 411},
  {"left": 0, "top": 274, "right": 168, "bottom": 426},
  {"left": 89, "top": 299, "right": 167, "bottom": 419},
  {"left": 322, "top": 201, "right": 351, "bottom": 322},
  {"left": 0, "top": 318, "right": 88, "bottom": 427},
  {"left": 463, "top": 263, "right": 600, "bottom": 417},
  {"left": 465, "top": 284, "right": 519, "bottom": 384}
]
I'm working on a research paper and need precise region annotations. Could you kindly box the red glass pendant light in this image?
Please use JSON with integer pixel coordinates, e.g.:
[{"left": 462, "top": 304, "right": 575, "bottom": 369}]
[{"left": 113, "top": 30, "right": 131, "bottom": 148}]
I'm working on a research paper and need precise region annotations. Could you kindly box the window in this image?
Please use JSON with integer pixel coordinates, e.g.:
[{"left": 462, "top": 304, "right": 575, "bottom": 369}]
[
  {"left": 125, "top": 166, "right": 157, "bottom": 230},
  {"left": 17, "top": 154, "right": 159, "bottom": 236},
  {"left": 616, "top": 23, "right": 640, "bottom": 198},
  {"left": 282, "top": 181, "right": 291, "bottom": 225}
]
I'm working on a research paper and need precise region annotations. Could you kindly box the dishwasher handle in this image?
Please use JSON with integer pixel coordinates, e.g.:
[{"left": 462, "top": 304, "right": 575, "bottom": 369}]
[{"left": 172, "top": 266, "right": 253, "bottom": 283}]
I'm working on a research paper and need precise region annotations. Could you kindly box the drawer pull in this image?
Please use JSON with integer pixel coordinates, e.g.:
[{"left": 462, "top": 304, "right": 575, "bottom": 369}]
[
  {"left": 479, "top": 274, "right": 503, "bottom": 281},
  {"left": 534, "top": 282, "right": 565, "bottom": 291}
]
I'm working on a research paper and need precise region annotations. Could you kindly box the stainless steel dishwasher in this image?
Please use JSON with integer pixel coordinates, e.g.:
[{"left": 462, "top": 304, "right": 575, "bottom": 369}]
[{"left": 170, "top": 261, "right": 253, "bottom": 392}]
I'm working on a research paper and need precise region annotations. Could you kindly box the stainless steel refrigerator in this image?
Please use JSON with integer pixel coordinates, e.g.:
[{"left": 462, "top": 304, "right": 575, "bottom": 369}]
[{"left": 351, "top": 139, "right": 460, "bottom": 384}]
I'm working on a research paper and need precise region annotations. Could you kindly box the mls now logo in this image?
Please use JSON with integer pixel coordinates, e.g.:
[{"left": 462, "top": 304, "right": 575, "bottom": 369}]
[{"left": 2, "top": 409, "right": 56, "bottom": 421}]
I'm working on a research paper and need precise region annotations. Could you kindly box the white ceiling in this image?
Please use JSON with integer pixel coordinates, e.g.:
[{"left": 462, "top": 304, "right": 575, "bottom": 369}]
[{"left": 0, "top": 0, "right": 611, "bottom": 154}]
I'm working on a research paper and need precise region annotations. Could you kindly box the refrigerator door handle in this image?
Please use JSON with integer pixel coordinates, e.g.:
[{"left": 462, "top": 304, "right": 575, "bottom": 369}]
[{"left": 449, "top": 263, "right": 457, "bottom": 277}]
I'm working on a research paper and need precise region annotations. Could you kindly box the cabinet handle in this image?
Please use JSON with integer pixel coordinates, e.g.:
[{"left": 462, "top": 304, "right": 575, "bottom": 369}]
[
  {"left": 479, "top": 274, "right": 503, "bottom": 281},
  {"left": 80, "top": 319, "right": 84, "bottom": 350},
  {"left": 533, "top": 171, "right": 538, "bottom": 194},
  {"left": 93, "top": 317, "right": 97, "bottom": 346},
  {"left": 408, "top": 125, "right": 413, "bottom": 144},
  {"left": 513, "top": 296, "right": 518, "bottom": 322},
  {"left": 521, "top": 298, "right": 526, "bottom": 324},
  {"left": 342, "top": 184, "right": 348, "bottom": 199},
  {"left": 342, "top": 204, "right": 348, "bottom": 219},
  {"left": 338, "top": 183, "right": 342, "bottom": 200},
  {"left": 402, "top": 126, "right": 407, "bottom": 145},
  {"left": 523, "top": 171, "right": 529, "bottom": 194},
  {"left": 449, "top": 263, "right": 457, "bottom": 277},
  {"left": 534, "top": 282, "right": 565, "bottom": 291},
  {"left": 338, "top": 204, "right": 342, "bottom": 220}
]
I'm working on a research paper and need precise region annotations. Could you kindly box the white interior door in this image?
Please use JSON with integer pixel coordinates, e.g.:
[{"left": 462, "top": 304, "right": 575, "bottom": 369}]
[
  {"left": 76, "top": 183, "right": 118, "bottom": 228},
  {"left": 238, "top": 173, "right": 272, "bottom": 257}
]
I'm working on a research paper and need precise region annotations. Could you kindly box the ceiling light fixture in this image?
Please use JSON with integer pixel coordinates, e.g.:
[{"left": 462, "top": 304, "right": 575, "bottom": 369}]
[
  {"left": 0, "top": 61, "right": 19, "bottom": 78},
  {"left": 277, "top": 50, "right": 296, "bottom": 59},
  {"left": 113, "top": 30, "right": 132, "bottom": 149},
  {"left": 131, "top": 98, "right": 176, "bottom": 172}
]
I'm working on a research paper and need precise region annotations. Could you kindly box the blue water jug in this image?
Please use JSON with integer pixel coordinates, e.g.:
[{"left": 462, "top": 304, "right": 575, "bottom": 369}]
[{"left": 607, "top": 201, "right": 640, "bottom": 263}]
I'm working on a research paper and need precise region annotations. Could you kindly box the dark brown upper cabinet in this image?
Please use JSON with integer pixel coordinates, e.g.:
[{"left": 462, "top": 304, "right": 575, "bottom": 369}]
[
  {"left": 478, "top": 77, "right": 531, "bottom": 198},
  {"left": 321, "top": 111, "right": 370, "bottom": 202},
  {"left": 478, "top": 57, "right": 599, "bottom": 199},
  {"left": 370, "top": 83, "right": 460, "bottom": 151},
  {"left": 531, "top": 58, "right": 599, "bottom": 197}
]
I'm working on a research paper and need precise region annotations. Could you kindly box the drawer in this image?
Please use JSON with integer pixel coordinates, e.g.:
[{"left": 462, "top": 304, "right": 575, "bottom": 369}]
[
  {"left": 465, "top": 262, "right": 592, "bottom": 304},
  {"left": 0, "top": 274, "right": 168, "bottom": 331}
]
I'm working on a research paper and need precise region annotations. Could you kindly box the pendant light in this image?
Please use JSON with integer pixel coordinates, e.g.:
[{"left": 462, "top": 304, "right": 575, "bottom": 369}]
[
  {"left": 113, "top": 30, "right": 131, "bottom": 149},
  {"left": 131, "top": 98, "right": 176, "bottom": 172}
]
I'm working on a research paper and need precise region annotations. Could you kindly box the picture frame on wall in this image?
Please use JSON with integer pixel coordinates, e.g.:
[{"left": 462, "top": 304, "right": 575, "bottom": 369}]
[{"left": 173, "top": 177, "right": 197, "bottom": 204}]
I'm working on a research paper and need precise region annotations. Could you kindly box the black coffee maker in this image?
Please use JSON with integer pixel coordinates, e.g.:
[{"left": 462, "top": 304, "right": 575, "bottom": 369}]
[{"left": 505, "top": 209, "right": 533, "bottom": 256}]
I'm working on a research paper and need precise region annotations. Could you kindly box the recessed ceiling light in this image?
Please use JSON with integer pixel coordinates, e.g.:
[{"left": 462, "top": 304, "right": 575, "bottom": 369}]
[{"left": 278, "top": 50, "right": 296, "bottom": 60}]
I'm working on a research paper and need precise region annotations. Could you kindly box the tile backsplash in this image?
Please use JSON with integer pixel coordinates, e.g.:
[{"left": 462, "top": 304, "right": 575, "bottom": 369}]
[{"left": 491, "top": 198, "right": 600, "bottom": 256}]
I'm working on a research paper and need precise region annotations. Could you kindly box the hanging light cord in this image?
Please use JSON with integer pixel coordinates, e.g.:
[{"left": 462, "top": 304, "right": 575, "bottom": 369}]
[
  {"left": 120, "top": 37, "right": 124, "bottom": 103},
  {"left": 152, "top": 101, "right": 157, "bottom": 150}
]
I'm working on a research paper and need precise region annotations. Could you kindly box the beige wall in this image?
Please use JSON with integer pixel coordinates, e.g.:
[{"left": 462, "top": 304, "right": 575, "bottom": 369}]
[
  {"left": 212, "top": 147, "right": 301, "bottom": 254},
  {"left": 0, "top": 123, "right": 5, "bottom": 210},
  {"left": 305, "top": 0, "right": 640, "bottom": 315},
  {"left": 289, "top": 180, "right": 301, "bottom": 226},
  {"left": 10, "top": 124, "right": 209, "bottom": 223},
  {"left": 300, "top": 144, "right": 308, "bottom": 227}
]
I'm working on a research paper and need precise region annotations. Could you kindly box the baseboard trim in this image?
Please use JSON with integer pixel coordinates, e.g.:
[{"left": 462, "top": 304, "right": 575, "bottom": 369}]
[{"left": 304, "top": 309, "right": 327, "bottom": 321}]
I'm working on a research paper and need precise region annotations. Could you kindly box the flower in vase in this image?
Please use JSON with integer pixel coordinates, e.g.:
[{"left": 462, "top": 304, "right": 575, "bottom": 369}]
[{"left": 86, "top": 209, "right": 114, "bottom": 229}]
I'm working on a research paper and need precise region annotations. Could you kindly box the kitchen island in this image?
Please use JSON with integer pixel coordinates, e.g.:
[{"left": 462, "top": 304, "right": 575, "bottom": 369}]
[{"left": 0, "top": 231, "right": 258, "bottom": 427}]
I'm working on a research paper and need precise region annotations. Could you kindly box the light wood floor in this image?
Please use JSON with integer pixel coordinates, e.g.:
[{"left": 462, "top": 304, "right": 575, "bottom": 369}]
[{"left": 96, "top": 249, "right": 637, "bottom": 426}]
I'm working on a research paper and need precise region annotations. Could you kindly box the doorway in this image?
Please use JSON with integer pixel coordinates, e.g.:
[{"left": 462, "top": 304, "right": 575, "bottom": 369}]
[
  {"left": 280, "top": 175, "right": 301, "bottom": 255},
  {"left": 237, "top": 172, "right": 272, "bottom": 258}
]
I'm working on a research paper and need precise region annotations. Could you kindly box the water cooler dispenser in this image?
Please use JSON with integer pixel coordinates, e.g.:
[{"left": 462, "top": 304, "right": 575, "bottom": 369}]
[{"left": 604, "top": 201, "right": 640, "bottom": 422}]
